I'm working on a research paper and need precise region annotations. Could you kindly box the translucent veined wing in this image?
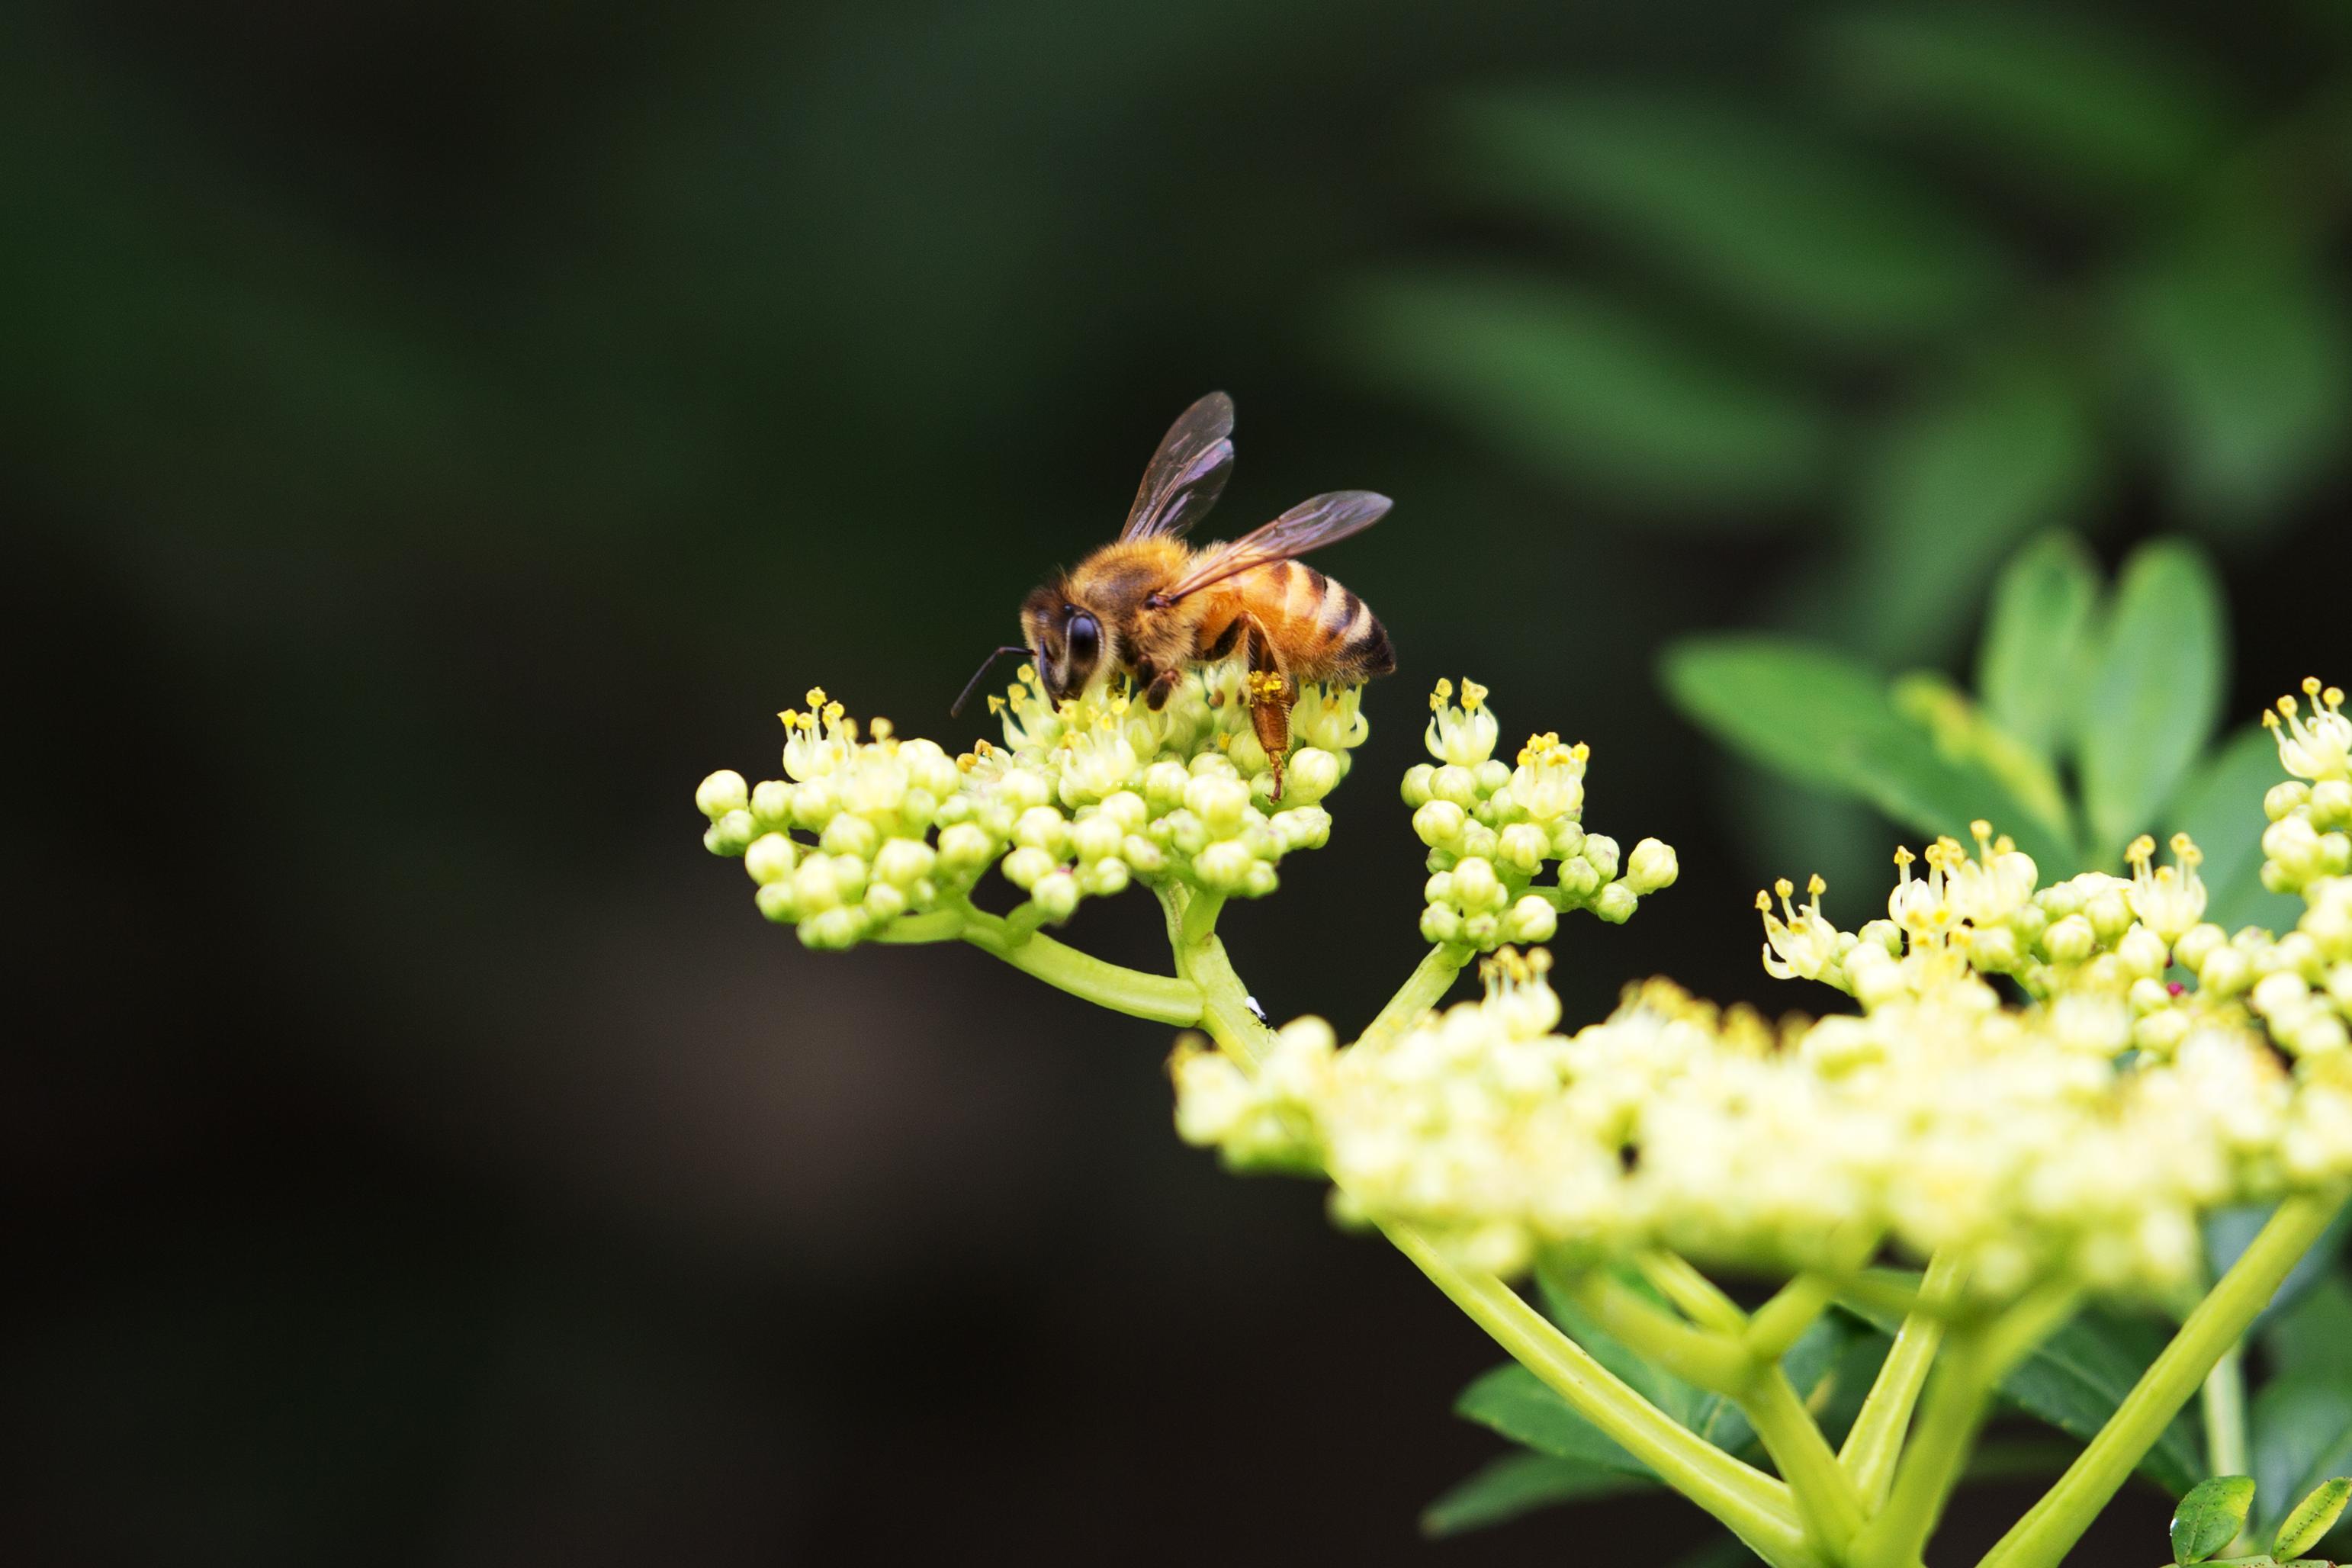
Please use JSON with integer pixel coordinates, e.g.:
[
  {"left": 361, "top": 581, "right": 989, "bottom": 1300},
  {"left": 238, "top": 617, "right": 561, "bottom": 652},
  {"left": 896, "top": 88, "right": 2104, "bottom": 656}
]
[
  {"left": 1161, "top": 490, "right": 1391, "bottom": 601},
  {"left": 1120, "top": 390, "right": 1235, "bottom": 541}
]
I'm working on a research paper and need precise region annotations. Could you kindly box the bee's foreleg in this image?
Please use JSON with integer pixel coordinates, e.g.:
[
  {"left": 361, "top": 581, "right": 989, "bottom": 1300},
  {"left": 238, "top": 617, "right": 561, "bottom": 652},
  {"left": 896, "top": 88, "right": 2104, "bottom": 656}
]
[{"left": 1144, "top": 666, "right": 1178, "bottom": 711}]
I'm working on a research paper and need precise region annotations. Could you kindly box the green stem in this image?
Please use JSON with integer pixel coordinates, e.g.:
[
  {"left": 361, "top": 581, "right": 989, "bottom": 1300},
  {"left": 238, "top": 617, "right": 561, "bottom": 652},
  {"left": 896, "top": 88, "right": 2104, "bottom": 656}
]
[
  {"left": 943, "top": 907, "right": 1203, "bottom": 1025},
  {"left": 1566, "top": 1271, "right": 1754, "bottom": 1393},
  {"left": 1746, "top": 1274, "right": 1836, "bottom": 1363},
  {"left": 1841, "top": 1252, "right": 1965, "bottom": 1512},
  {"left": 1640, "top": 1252, "right": 1750, "bottom": 1336},
  {"left": 1746, "top": 1365, "right": 1868, "bottom": 1553},
  {"left": 1852, "top": 1323, "right": 2000, "bottom": 1568},
  {"left": 1980, "top": 1190, "right": 2352, "bottom": 1568},
  {"left": 2204, "top": 1338, "right": 2250, "bottom": 1479},
  {"left": 1358, "top": 941, "right": 1473, "bottom": 1047},
  {"left": 1157, "top": 885, "right": 1278, "bottom": 1067},
  {"left": 1384, "top": 1223, "right": 1822, "bottom": 1568}
]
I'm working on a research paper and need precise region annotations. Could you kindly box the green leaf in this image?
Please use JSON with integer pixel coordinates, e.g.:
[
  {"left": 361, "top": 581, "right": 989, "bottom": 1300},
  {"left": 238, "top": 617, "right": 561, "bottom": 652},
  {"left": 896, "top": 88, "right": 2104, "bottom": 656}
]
[
  {"left": 2169, "top": 727, "right": 2305, "bottom": 933},
  {"left": 1976, "top": 531, "right": 2103, "bottom": 762},
  {"left": 1891, "top": 673, "right": 2076, "bottom": 860},
  {"left": 2073, "top": 541, "right": 2227, "bottom": 863},
  {"left": 1455, "top": 1364, "right": 1656, "bottom": 1477},
  {"left": 2275, "top": 1477, "right": 2352, "bottom": 1560},
  {"left": 2206, "top": 1207, "right": 2352, "bottom": 1338},
  {"left": 2119, "top": 222, "right": 2352, "bottom": 531},
  {"left": 1841, "top": 1291, "right": 2202, "bottom": 1495},
  {"left": 1444, "top": 88, "right": 2010, "bottom": 347},
  {"left": 2265, "top": 1274, "right": 2352, "bottom": 1381},
  {"left": 1334, "top": 269, "right": 1831, "bottom": 513},
  {"left": 1843, "top": 353, "right": 2100, "bottom": 662},
  {"left": 1661, "top": 637, "right": 2071, "bottom": 870},
  {"left": 1819, "top": 7, "right": 2233, "bottom": 201},
  {"left": 2254, "top": 1383, "right": 2352, "bottom": 1541},
  {"left": 1421, "top": 1449, "right": 1652, "bottom": 1537},
  {"left": 2002, "top": 1313, "right": 2206, "bottom": 1499},
  {"left": 2171, "top": 1473, "right": 2255, "bottom": 1564}
]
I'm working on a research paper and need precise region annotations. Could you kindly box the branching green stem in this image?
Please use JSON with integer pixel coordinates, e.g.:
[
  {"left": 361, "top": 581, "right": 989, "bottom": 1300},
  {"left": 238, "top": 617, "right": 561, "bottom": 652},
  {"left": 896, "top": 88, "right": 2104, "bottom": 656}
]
[
  {"left": 1640, "top": 1252, "right": 1750, "bottom": 1335},
  {"left": 1384, "top": 1223, "right": 1823, "bottom": 1568},
  {"left": 1359, "top": 941, "right": 1474, "bottom": 1047},
  {"left": 1980, "top": 1190, "right": 2352, "bottom": 1568},
  {"left": 1842, "top": 1252, "right": 1966, "bottom": 1513},
  {"left": 1746, "top": 1364, "right": 1868, "bottom": 1552},
  {"left": 1566, "top": 1271, "right": 1754, "bottom": 1393},
  {"left": 876, "top": 904, "right": 1203, "bottom": 1026}
]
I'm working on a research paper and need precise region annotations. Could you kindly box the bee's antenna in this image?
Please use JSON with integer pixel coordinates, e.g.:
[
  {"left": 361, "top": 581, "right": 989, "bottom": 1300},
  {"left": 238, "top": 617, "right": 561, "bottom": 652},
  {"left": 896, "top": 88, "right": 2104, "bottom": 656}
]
[{"left": 950, "top": 646, "right": 1033, "bottom": 718}]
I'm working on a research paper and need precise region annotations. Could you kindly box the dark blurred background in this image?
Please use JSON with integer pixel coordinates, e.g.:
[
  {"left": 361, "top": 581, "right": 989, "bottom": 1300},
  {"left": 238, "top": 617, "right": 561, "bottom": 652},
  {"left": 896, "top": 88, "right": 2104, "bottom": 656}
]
[{"left": 9, "top": 0, "right": 2351, "bottom": 1563}]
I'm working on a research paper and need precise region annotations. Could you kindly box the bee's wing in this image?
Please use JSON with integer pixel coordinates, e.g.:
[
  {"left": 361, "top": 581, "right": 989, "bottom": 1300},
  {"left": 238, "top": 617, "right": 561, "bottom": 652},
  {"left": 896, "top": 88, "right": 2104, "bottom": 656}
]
[
  {"left": 1120, "top": 390, "right": 1235, "bottom": 541},
  {"left": 1161, "top": 490, "right": 1391, "bottom": 601}
]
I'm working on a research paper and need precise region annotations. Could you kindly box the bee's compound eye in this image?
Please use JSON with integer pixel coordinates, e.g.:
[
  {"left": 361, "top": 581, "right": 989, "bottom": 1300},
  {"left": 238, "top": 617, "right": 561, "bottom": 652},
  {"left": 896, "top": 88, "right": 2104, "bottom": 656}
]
[{"left": 1066, "top": 612, "right": 1100, "bottom": 664}]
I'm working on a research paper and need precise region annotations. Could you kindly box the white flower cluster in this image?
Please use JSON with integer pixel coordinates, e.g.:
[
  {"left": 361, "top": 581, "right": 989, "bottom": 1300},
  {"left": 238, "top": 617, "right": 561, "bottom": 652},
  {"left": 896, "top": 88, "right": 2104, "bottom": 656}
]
[
  {"left": 694, "top": 671, "right": 1367, "bottom": 947},
  {"left": 1403, "top": 680, "right": 1678, "bottom": 952},
  {"left": 1174, "top": 683, "right": 2352, "bottom": 1300}
]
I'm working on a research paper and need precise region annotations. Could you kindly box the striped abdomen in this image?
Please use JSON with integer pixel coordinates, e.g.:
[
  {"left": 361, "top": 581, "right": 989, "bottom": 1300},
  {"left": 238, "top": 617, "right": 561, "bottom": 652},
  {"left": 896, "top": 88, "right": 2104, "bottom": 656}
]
[{"left": 1199, "top": 559, "right": 1394, "bottom": 683}]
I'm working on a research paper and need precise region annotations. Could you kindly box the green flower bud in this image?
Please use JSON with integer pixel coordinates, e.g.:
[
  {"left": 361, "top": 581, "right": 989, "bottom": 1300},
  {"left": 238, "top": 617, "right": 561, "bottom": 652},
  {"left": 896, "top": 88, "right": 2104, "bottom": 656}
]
[
  {"left": 1473, "top": 758, "right": 1512, "bottom": 797},
  {"left": 1556, "top": 858, "right": 1601, "bottom": 902},
  {"left": 1195, "top": 840, "right": 1255, "bottom": 891},
  {"left": 2316, "top": 779, "right": 2352, "bottom": 826},
  {"left": 1412, "top": 799, "right": 1468, "bottom": 850},
  {"left": 2116, "top": 925, "right": 2169, "bottom": 981},
  {"left": 1497, "top": 823, "right": 1549, "bottom": 873},
  {"left": 1271, "top": 806, "right": 1332, "bottom": 852},
  {"left": 1968, "top": 926, "right": 2020, "bottom": 972},
  {"left": 1858, "top": 919, "right": 1904, "bottom": 958},
  {"left": 998, "top": 768, "right": 1052, "bottom": 812},
  {"left": 798, "top": 907, "right": 866, "bottom": 949},
  {"left": 1100, "top": 790, "right": 1149, "bottom": 834},
  {"left": 1032, "top": 872, "right": 1081, "bottom": 921},
  {"left": 873, "top": 837, "right": 935, "bottom": 889},
  {"left": 696, "top": 770, "right": 749, "bottom": 821},
  {"left": 2173, "top": 922, "right": 2228, "bottom": 975},
  {"left": 792, "top": 853, "right": 846, "bottom": 914},
  {"left": 863, "top": 882, "right": 908, "bottom": 924},
  {"left": 1072, "top": 813, "right": 1123, "bottom": 863},
  {"left": 1458, "top": 822, "right": 1499, "bottom": 863},
  {"left": 1505, "top": 895, "right": 1557, "bottom": 944},
  {"left": 1013, "top": 805, "right": 1069, "bottom": 856},
  {"left": 1158, "top": 809, "right": 1209, "bottom": 856},
  {"left": 2043, "top": 914, "right": 2097, "bottom": 965},
  {"left": 1142, "top": 760, "right": 1191, "bottom": 808},
  {"left": 1624, "top": 838, "right": 1678, "bottom": 895},
  {"left": 745, "top": 832, "right": 799, "bottom": 885},
  {"left": 705, "top": 809, "right": 757, "bottom": 856},
  {"left": 1123, "top": 834, "right": 1168, "bottom": 876},
  {"left": 1082, "top": 858, "right": 1131, "bottom": 898},
  {"left": 1592, "top": 882, "right": 1638, "bottom": 924},
  {"left": 2085, "top": 888, "right": 2132, "bottom": 943},
  {"left": 1400, "top": 763, "right": 1436, "bottom": 808},
  {"left": 1548, "top": 821, "right": 1586, "bottom": 860},
  {"left": 754, "top": 880, "right": 797, "bottom": 922},
  {"left": 2198, "top": 946, "right": 2251, "bottom": 995},
  {"left": 1582, "top": 834, "right": 1621, "bottom": 885},
  {"left": 1431, "top": 765, "right": 1479, "bottom": 808},
  {"left": 2268, "top": 780, "right": 2314, "bottom": 821},
  {"left": 1284, "top": 747, "right": 1341, "bottom": 802},
  {"left": 1461, "top": 911, "right": 1501, "bottom": 947},
  {"left": 937, "top": 821, "right": 994, "bottom": 873},
  {"left": 750, "top": 779, "right": 794, "bottom": 828},
  {"left": 789, "top": 777, "right": 837, "bottom": 831},
  {"left": 1420, "top": 903, "right": 1464, "bottom": 944},
  {"left": 1451, "top": 856, "right": 1506, "bottom": 914},
  {"left": 1186, "top": 774, "right": 1252, "bottom": 835},
  {"left": 1001, "top": 845, "right": 1056, "bottom": 889},
  {"left": 1243, "top": 861, "right": 1277, "bottom": 898},
  {"left": 820, "top": 813, "right": 880, "bottom": 861},
  {"left": 1424, "top": 871, "right": 1455, "bottom": 906}
]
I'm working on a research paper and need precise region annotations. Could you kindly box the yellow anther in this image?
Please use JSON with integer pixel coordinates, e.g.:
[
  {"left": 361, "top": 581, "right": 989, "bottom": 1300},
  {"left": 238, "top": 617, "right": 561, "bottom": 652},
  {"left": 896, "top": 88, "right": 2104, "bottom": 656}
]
[
  {"left": 871, "top": 717, "right": 894, "bottom": 741},
  {"left": 1017, "top": 664, "right": 1037, "bottom": 684},
  {"left": 1774, "top": 877, "right": 1795, "bottom": 900},
  {"left": 986, "top": 694, "right": 1006, "bottom": 716},
  {"left": 1807, "top": 874, "right": 1826, "bottom": 897},
  {"left": 1430, "top": 677, "right": 1454, "bottom": 711},
  {"left": 1756, "top": 890, "right": 1772, "bottom": 912},
  {"left": 2170, "top": 831, "right": 2203, "bottom": 866},
  {"left": 2126, "top": 834, "right": 2155, "bottom": 867},
  {"left": 2330, "top": 686, "right": 2347, "bottom": 709},
  {"left": 1893, "top": 846, "right": 1916, "bottom": 866},
  {"left": 1461, "top": 679, "right": 1489, "bottom": 711},
  {"left": 2265, "top": 708, "right": 2283, "bottom": 729},
  {"left": 804, "top": 686, "right": 827, "bottom": 709},
  {"left": 778, "top": 708, "right": 798, "bottom": 728},
  {"left": 822, "top": 701, "right": 845, "bottom": 725},
  {"left": 2305, "top": 676, "right": 2323, "bottom": 698}
]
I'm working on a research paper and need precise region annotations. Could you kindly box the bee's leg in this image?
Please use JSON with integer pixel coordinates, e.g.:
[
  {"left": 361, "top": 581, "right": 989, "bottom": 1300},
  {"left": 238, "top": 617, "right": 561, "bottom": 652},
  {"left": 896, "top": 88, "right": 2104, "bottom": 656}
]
[
  {"left": 1144, "top": 666, "right": 1180, "bottom": 711},
  {"left": 1239, "top": 615, "right": 1296, "bottom": 799}
]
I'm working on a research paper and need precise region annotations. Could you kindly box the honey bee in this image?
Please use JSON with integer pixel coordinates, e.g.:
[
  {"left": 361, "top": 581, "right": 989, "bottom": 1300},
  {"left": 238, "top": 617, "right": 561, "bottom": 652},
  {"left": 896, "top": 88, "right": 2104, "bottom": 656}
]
[{"left": 954, "top": 391, "right": 1395, "bottom": 797}]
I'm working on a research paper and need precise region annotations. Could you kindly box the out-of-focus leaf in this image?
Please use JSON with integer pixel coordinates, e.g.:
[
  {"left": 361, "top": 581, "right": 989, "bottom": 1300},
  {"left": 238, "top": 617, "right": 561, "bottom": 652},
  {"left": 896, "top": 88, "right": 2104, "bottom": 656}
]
[
  {"left": 1335, "top": 270, "right": 1830, "bottom": 513},
  {"left": 1661, "top": 637, "right": 2071, "bottom": 869},
  {"left": 1444, "top": 88, "right": 2010, "bottom": 346},
  {"left": 2205, "top": 1205, "right": 2352, "bottom": 1338},
  {"left": 2003, "top": 1313, "right": 2206, "bottom": 1498},
  {"left": 2266, "top": 1274, "right": 2352, "bottom": 1380},
  {"left": 1891, "top": 673, "right": 2076, "bottom": 862},
  {"left": 1976, "top": 532, "right": 2103, "bottom": 763},
  {"left": 2255, "top": 1382, "right": 2352, "bottom": 1540},
  {"left": 1670, "top": 1537, "right": 1766, "bottom": 1568},
  {"left": 1841, "top": 1293, "right": 2201, "bottom": 1495},
  {"left": 2119, "top": 226, "right": 2352, "bottom": 531},
  {"left": 1843, "top": 354, "right": 2099, "bottom": 661},
  {"left": 2275, "top": 1477, "right": 2352, "bottom": 1560},
  {"left": 2171, "top": 1474, "right": 2256, "bottom": 1564},
  {"left": 2074, "top": 541, "right": 2227, "bottom": 863},
  {"left": 2166, "top": 726, "right": 2304, "bottom": 933},
  {"left": 1819, "top": 7, "right": 2233, "bottom": 200},
  {"left": 1456, "top": 1364, "right": 1656, "bottom": 1477},
  {"left": 1421, "top": 1449, "right": 1653, "bottom": 1536}
]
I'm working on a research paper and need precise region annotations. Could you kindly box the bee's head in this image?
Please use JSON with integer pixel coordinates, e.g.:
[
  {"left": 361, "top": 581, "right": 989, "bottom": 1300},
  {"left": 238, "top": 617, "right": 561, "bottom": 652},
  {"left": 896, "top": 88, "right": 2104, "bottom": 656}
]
[{"left": 1022, "top": 584, "right": 1106, "bottom": 704}]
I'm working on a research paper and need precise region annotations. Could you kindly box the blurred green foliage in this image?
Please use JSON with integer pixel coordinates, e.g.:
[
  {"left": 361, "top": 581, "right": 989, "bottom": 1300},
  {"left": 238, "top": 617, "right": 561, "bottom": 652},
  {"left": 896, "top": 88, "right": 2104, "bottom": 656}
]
[{"left": 1336, "top": 3, "right": 2352, "bottom": 664}]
